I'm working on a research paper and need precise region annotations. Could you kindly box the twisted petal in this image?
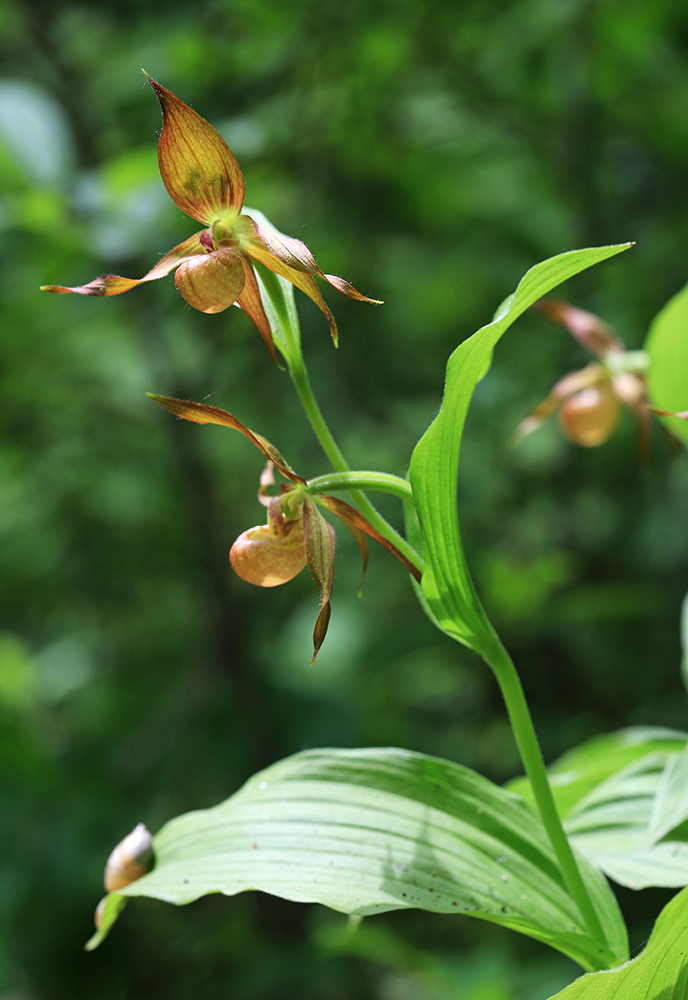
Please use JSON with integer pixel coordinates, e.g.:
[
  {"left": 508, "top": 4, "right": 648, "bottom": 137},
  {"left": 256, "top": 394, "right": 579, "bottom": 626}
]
[
  {"left": 175, "top": 247, "right": 246, "bottom": 313},
  {"left": 41, "top": 233, "right": 205, "bottom": 298},
  {"left": 303, "top": 497, "right": 336, "bottom": 664},
  {"left": 146, "top": 74, "right": 245, "bottom": 225},
  {"left": 147, "top": 395, "right": 306, "bottom": 485},
  {"left": 317, "top": 494, "right": 422, "bottom": 583},
  {"left": 242, "top": 216, "right": 382, "bottom": 345}
]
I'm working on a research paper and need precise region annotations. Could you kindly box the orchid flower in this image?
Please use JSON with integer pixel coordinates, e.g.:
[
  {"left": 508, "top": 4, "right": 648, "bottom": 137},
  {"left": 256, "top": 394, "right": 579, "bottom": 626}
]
[
  {"left": 148, "top": 394, "right": 421, "bottom": 663},
  {"left": 515, "top": 299, "right": 649, "bottom": 448},
  {"left": 42, "top": 75, "right": 380, "bottom": 360}
]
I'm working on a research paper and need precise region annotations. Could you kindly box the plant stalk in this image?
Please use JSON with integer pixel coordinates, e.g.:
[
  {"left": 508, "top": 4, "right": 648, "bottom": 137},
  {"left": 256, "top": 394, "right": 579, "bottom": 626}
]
[{"left": 485, "top": 635, "right": 606, "bottom": 945}]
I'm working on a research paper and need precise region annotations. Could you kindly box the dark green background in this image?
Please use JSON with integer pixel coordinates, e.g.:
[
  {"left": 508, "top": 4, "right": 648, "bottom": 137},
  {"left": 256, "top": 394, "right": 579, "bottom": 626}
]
[{"left": 2, "top": 0, "right": 688, "bottom": 996}]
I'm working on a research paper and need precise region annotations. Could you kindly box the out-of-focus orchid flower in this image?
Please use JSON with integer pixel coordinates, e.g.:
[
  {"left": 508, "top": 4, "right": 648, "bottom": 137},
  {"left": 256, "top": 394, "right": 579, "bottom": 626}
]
[
  {"left": 515, "top": 299, "right": 649, "bottom": 448},
  {"left": 42, "top": 75, "right": 380, "bottom": 360},
  {"left": 148, "top": 394, "right": 420, "bottom": 663}
]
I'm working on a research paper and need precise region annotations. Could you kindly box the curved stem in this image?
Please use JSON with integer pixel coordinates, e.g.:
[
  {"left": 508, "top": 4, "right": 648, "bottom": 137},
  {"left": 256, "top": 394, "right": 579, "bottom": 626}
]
[
  {"left": 485, "top": 635, "right": 605, "bottom": 944},
  {"left": 307, "top": 471, "right": 415, "bottom": 504}
]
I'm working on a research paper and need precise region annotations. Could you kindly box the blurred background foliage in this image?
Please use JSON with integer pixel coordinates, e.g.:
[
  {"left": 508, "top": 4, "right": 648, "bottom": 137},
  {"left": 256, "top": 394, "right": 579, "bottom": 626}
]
[{"left": 2, "top": 0, "right": 688, "bottom": 996}]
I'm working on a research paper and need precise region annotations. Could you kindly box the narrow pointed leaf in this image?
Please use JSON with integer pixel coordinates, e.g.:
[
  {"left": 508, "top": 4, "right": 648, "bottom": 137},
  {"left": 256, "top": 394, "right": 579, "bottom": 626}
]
[
  {"left": 146, "top": 74, "right": 245, "bottom": 224},
  {"left": 546, "top": 885, "right": 688, "bottom": 999},
  {"left": 147, "top": 395, "right": 305, "bottom": 484},
  {"left": 409, "top": 244, "right": 633, "bottom": 658},
  {"left": 95, "top": 747, "right": 627, "bottom": 970}
]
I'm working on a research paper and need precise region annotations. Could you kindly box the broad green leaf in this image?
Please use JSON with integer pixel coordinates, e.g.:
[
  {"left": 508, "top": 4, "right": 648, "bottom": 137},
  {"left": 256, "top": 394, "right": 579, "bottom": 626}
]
[
  {"left": 90, "top": 747, "right": 628, "bottom": 971},
  {"left": 645, "top": 279, "right": 688, "bottom": 448},
  {"left": 507, "top": 727, "right": 687, "bottom": 819},
  {"left": 547, "top": 885, "right": 688, "bottom": 999},
  {"left": 564, "top": 753, "right": 688, "bottom": 889},
  {"left": 409, "top": 244, "right": 632, "bottom": 658}
]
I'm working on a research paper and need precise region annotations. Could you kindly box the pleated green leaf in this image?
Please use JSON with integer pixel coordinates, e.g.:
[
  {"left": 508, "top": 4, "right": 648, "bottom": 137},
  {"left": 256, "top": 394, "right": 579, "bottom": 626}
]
[
  {"left": 647, "top": 743, "right": 688, "bottom": 844},
  {"left": 646, "top": 279, "right": 688, "bottom": 448},
  {"left": 507, "top": 727, "right": 687, "bottom": 820},
  {"left": 507, "top": 728, "right": 688, "bottom": 890},
  {"left": 87, "top": 747, "right": 628, "bottom": 970},
  {"left": 564, "top": 753, "right": 688, "bottom": 889},
  {"left": 409, "top": 244, "right": 632, "bottom": 658},
  {"left": 547, "top": 885, "right": 688, "bottom": 999}
]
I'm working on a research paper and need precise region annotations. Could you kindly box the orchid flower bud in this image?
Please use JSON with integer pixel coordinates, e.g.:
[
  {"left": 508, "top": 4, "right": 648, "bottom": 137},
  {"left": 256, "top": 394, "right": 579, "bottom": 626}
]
[
  {"left": 558, "top": 384, "right": 621, "bottom": 446},
  {"left": 230, "top": 518, "right": 307, "bottom": 587},
  {"left": 104, "top": 823, "right": 154, "bottom": 893}
]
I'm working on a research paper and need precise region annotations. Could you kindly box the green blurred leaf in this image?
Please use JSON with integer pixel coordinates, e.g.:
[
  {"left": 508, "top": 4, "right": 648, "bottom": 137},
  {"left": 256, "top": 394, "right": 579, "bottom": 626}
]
[
  {"left": 0, "top": 80, "right": 75, "bottom": 185},
  {"left": 645, "top": 279, "right": 688, "bottom": 448},
  {"left": 98, "top": 747, "right": 628, "bottom": 971},
  {"left": 682, "top": 591, "right": 688, "bottom": 699},
  {"left": 409, "top": 244, "right": 633, "bottom": 659},
  {"left": 547, "top": 885, "right": 688, "bottom": 999},
  {"left": 85, "top": 894, "right": 127, "bottom": 952}
]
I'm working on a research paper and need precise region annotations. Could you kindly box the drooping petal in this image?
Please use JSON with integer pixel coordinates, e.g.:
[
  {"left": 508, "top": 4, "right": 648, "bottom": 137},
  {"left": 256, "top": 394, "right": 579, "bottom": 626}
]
[
  {"left": 146, "top": 74, "right": 245, "bottom": 225},
  {"left": 236, "top": 258, "right": 276, "bottom": 361},
  {"left": 302, "top": 497, "right": 336, "bottom": 664},
  {"left": 317, "top": 494, "right": 422, "bottom": 583},
  {"left": 242, "top": 216, "right": 382, "bottom": 345},
  {"left": 147, "top": 395, "right": 306, "bottom": 485},
  {"left": 532, "top": 298, "right": 625, "bottom": 357},
  {"left": 41, "top": 233, "right": 205, "bottom": 298},
  {"left": 175, "top": 247, "right": 246, "bottom": 313}
]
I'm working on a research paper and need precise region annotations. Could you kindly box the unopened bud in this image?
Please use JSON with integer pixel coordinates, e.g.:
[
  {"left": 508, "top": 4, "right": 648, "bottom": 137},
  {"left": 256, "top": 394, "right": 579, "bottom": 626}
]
[
  {"left": 104, "top": 823, "right": 154, "bottom": 892},
  {"left": 230, "top": 519, "right": 307, "bottom": 587},
  {"left": 558, "top": 385, "right": 621, "bottom": 446}
]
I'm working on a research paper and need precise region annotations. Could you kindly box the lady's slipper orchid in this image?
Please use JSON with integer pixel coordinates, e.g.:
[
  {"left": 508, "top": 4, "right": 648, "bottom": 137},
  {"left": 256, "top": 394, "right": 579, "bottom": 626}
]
[
  {"left": 42, "top": 75, "right": 380, "bottom": 359},
  {"left": 515, "top": 299, "right": 649, "bottom": 449},
  {"left": 148, "top": 393, "right": 421, "bottom": 662}
]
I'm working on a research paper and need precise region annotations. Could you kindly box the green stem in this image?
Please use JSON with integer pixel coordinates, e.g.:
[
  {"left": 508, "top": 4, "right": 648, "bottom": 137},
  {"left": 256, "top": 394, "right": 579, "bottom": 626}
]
[
  {"left": 290, "top": 362, "right": 422, "bottom": 574},
  {"left": 256, "top": 263, "right": 422, "bottom": 575},
  {"left": 485, "top": 634, "right": 605, "bottom": 945},
  {"left": 307, "top": 471, "right": 415, "bottom": 504}
]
